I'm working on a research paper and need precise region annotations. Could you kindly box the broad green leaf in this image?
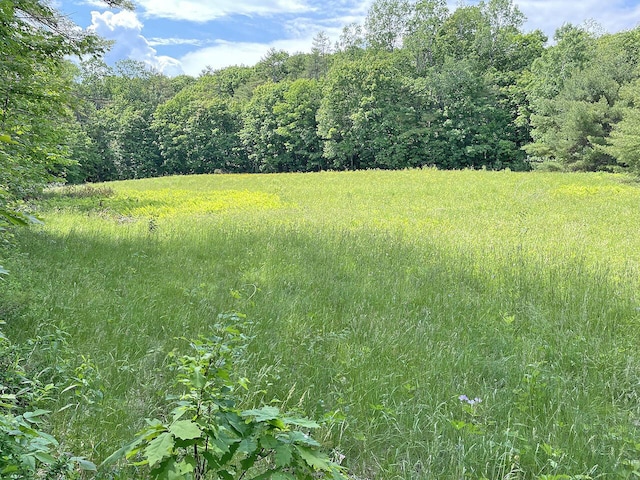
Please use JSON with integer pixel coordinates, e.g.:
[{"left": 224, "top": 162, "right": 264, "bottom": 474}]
[
  {"left": 241, "top": 451, "right": 259, "bottom": 471},
  {"left": 73, "top": 458, "right": 97, "bottom": 471},
  {"left": 202, "top": 451, "right": 221, "bottom": 469},
  {"left": 242, "top": 406, "right": 280, "bottom": 422},
  {"left": 0, "top": 134, "right": 12, "bottom": 143},
  {"left": 287, "top": 430, "right": 320, "bottom": 447},
  {"left": 21, "top": 453, "right": 37, "bottom": 471},
  {"left": 260, "top": 434, "right": 278, "bottom": 450},
  {"left": 1, "top": 465, "right": 19, "bottom": 474},
  {"left": 238, "top": 437, "right": 258, "bottom": 454},
  {"left": 155, "top": 458, "right": 194, "bottom": 480},
  {"left": 173, "top": 460, "right": 195, "bottom": 477},
  {"left": 169, "top": 420, "right": 201, "bottom": 440},
  {"left": 24, "top": 214, "right": 44, "bottom": 225},
  {"left": 274, "top": 443, "right": 293, "bottom": 467},
  {"left": 22, "top": 409, "right": 51, "bottom": 423},
  {"left": 145, "top": 432, "right": 175, "bottom": 468},
  {"left": 295, "top": 445, "right": 331, "bottom": 471},
  {"left": 0, "top": 209, "right": 33, "bottom": 226},
  {"left": 34, "top": 452, "right": 57, "bottom": 465},
  {"left": 282, "top": 416, "right": 320, "bottom": 429},
  {"left": 192, "top": 368, "right": 206, "bottom": 389},
  {"left": 224, "top": 411, "right": 248, "bottom": 435}
]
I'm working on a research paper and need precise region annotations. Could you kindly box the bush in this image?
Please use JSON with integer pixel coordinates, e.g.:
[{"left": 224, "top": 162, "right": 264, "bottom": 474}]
[
  {"left": 0, "top": 323, "right": 96, "bottom": 479},
  {"left": 102, "top": 315, "right": 349, "bottom": 480}
]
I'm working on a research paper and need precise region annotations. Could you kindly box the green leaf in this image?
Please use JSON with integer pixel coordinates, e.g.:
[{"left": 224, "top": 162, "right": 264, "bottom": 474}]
[
  {"left": 217, "top": 469, "right": 235, "bottom": 480},
  {"left": 145, "top": 432, "right": 175, "bottom": 468},
  {"left": 260, "top": 434, "right": 278, "bottom": 450},
  {"left": 34, "top": 452, "right": 57, "bottom": 465},
  {"left": 165, "top": 460, "right": 194, "bottom": 480},
  {"left": 22, "top": 409, "right": 51, "bottom": 423},
  {"left": 286, "top": 430, "right": 321, "bottom": 447},
  {"left": 21, "top": 453, "right": 37, "bottom": 471},
  {"left": 248, "top": 469, "right": 295, "bottom": 480},
  {"left": 294, "top": 445, "right": 331, "bottom": 471},
  {"left": 282, "top": 416, "right": 320, "bottom": 429},
  {"left": 238, "top": 437, "right": 258, "bottom": 455},
  {"left": 268, "top": 418, "right": 287, "bottom": 429},
  {"left": 275, "top": 443, "right": 293, "bottom": 467},
  {"left": 242, "top": 405, "right": 280, "bottom": 422},
  {"left": 169, "top": 420, "right": 201, "bottom": 440},
  {"left": 75, "top": 458, "right": 97, "bottom": 471},
  {"left": 154, "top": 458, "right": 194, "bottom": 480},
  {"left": 192, "top": 367, "right": 206, "bottom": 388},
  {"left": 240, "top": 450, "right": 259, "bottom": 471},
  {"left": 223, "top": 411, "right": 249, "bottom": 435},
  {"left": 202, "top": 451, "right": 221, "bottom": 469}
]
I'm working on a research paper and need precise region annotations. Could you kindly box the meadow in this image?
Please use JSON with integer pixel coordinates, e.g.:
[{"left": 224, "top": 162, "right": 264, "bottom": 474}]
[{"left": 2, "top": 169, "right": 640, "bottom": 479}]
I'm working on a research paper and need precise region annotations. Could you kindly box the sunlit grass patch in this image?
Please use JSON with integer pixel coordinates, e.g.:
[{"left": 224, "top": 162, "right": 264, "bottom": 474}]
[
  {"left": 551, "top": 183, "right": 631, "bottom": 196},
  {"left": 107, "top": 188, "right": 284, "bottom": 218}
]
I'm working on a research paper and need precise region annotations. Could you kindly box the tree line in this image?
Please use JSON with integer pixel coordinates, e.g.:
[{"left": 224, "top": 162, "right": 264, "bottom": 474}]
[{"left": 4, "top": 0, "right": 640, "bottom": 194}]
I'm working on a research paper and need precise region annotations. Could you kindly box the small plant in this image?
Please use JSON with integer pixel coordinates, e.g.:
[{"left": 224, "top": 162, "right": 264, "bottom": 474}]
[
  {"left": 0, "top": 407, "right": 97, "bottom": 479},
  {"left": 102, "top": 316, "right": 349, "bottom": 480},
  {"left": 450, "top": 394, "right": 485, "bottom": 435},
  {"left": 0, "top": 323, "right": 97, "bottom": 479}
]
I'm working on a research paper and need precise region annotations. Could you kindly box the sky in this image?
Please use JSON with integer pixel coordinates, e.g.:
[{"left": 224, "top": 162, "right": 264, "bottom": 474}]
[{"left": 58, "top": 0, "right": 640, "bottom": 77}]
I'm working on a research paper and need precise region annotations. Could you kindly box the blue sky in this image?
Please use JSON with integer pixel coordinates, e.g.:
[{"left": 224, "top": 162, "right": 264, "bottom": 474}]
[{"left": 59, "top": 0, "right": 640, "bottom": 76}]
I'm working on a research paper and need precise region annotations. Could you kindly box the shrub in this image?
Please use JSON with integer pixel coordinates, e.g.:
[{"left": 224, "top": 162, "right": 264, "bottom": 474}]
[{"left": 102, "top": 315, "right": 349, "bottom": 480}]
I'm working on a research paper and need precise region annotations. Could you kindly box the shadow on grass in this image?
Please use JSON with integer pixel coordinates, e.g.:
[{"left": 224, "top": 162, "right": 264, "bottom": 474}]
[{"left": 2, "top": 221, "right": 639, "bottom": 478}]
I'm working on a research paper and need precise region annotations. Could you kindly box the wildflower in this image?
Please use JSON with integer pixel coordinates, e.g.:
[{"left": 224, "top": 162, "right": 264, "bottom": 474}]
[{"left": 458, "top": 395, "right": 482, "bottom": 406}]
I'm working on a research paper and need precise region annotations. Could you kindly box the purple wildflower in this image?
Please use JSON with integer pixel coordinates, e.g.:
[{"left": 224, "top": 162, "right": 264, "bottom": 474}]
[{"left": 458, "top": 394, "right": 482, "bottom": 406}]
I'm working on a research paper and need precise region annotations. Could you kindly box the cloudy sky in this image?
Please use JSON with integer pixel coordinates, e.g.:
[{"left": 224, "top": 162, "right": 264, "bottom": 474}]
[{"left": 60, "top": 0, "right": 640, "bottom": 77}]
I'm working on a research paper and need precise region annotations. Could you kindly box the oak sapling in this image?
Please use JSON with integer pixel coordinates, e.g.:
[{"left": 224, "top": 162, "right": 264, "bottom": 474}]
[{"left": 102, "top": 314, "right": 349, "bottom": 480}]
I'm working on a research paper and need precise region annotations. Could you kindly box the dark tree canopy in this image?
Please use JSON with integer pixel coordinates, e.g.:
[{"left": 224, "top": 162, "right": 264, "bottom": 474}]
[{"left": 4, "top": 0, "right": 640, "bottom": 190}]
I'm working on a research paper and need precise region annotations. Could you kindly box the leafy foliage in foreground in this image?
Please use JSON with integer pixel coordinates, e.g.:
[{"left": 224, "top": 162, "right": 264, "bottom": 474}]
[
  {"left": 0, "top": 324, "right": 97, "bottom": 479},
  {"left": 103, "top": 317, "right": 348, "bottom": 480}
]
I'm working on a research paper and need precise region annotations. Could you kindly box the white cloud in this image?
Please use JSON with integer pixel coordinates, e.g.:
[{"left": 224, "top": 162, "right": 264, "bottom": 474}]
[
  {"left": 90, "top": 9, "right": 142, "bottom": 30},
  {"left": 88, "top": 10, "right": 184, "bottom": 76},
  {"left": 136, "top": 0, "right": 312, "bottom": 22},
  {"left": 179, "top": 37, "right": 316, "bottom": 75},
  {"left": 147, "top": 37, "right": 204, "bottom": 47},
  {"left": 514, "top": 1, "right": 640, "bottom": 39},
  {"left": 81, "top": 0, "right": 640, "bottom": 78},
  {"left": 80, "top": 0, "right": 118, "bottom": 8}
]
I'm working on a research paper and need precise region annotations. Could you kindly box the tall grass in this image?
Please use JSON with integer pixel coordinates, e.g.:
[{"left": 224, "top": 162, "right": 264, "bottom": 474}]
[{"left": 2, "top": 169, "right": 640, "bottom": 478}]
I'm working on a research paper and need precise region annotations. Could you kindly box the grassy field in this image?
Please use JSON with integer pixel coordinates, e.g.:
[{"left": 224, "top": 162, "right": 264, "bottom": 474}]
[{"left": 2, "top": 169, "right": 640, "bottom": 479}]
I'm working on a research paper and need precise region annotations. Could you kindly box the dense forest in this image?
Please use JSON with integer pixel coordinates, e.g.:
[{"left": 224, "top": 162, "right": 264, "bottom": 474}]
[{"left": 4, "top": 0, "right": 640, "bottom": 195}]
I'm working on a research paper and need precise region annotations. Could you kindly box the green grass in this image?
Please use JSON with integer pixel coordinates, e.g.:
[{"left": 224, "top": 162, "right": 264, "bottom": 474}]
[{"left": 3, "top": 169, "right": 640, "bottom": 479}]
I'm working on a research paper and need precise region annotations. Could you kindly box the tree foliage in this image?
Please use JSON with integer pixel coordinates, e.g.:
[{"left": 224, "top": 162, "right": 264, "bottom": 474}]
[
  {"left": 0, "top": 0, "right": 130, "bottom": 210},
  {"left": 7, "top": 0, "right": 640, "bottom": 186}
]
